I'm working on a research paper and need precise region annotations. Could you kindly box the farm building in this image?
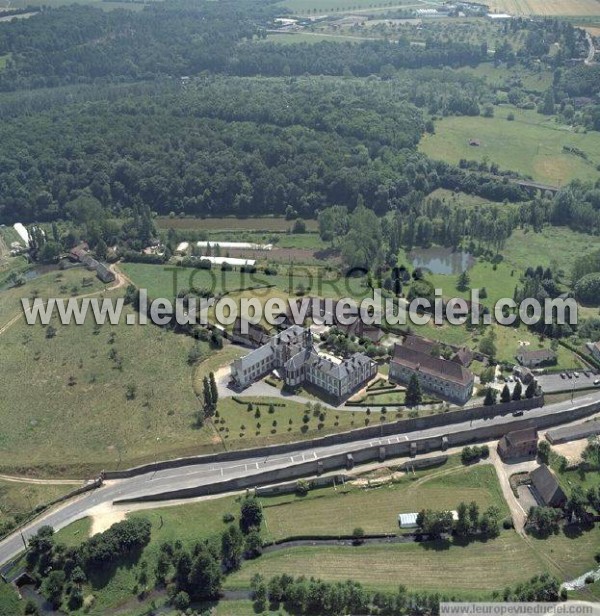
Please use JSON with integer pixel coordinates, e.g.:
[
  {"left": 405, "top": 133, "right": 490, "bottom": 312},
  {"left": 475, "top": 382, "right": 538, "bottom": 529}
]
[
  {"left": 199, "top": 256, "right": 256, "bottom": 267},
  {"left": 529, "top": 464, "right": 566, "bottom": 508},
  {"left": 13, "top": 223, "right": 30, "bottom": 246},
  {"left": 96, "top": 263, "right": 116, "bottom": 284},
  {"left": 546, "top": 421, "right": 600, "bottom": 445},
  {"left": 515, "top": 348, "right": 557, "bottom": 368},
  {"left": 69, "top": 244, "right": 115, "bottom": 284},
  {"left": 175, "top": 242, "right": 189, "bottom": 255},
  {"left": 196, "top": 241, "right": 272, "bottom": 251},
  {"left": 497, "top": 428, "right": 538, "bottom": 461}
]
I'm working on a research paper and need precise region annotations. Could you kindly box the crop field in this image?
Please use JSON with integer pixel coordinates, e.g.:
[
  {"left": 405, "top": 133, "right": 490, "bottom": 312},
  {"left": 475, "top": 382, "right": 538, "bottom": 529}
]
[
  {"left": 225, "top": 536, "right": 544, "bottom": 595},
  {"left": 156, "top": 216, "right": 318, "bottom": 233},
  {"left": 420, "top": 106, "right": 600, "bottom": 185},
  {"left": 0, "top": 0, "right": 144, "bottom": 9},
  {"left": 274, "top": 0, "right": 418, "bottom": 15},
  {"left": 486, "top": 0, "right": 600, "bottom": 16},
  {"left": 226, "top": 523, "right": 600, "bottom": 595},
  {"left": 265, "top": 31, "right": 366, "bottom": 44}
]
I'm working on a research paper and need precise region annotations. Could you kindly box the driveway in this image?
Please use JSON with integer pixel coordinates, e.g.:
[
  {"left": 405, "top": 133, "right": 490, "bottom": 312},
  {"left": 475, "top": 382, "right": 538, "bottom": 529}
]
[{"left": 488, "top": 446, "right": 539, "bottom": 534}]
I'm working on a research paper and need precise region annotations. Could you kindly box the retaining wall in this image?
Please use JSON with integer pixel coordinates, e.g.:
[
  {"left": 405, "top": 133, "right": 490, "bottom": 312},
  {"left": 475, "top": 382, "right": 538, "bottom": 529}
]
[
  {"left": 115, "top": 398, "right": 600, "bottom": 505},
  {"left": 104, "top": 396, "right": 544, "bottom": 479}
]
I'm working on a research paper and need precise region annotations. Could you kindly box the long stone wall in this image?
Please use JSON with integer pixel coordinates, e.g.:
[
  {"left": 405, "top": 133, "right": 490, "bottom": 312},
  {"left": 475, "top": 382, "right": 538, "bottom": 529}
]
[
  {"left": 104, "top": 396, "right": 544, "bottom": 480},
  {"left": 114, "top": 398, "right": 600, "bottom": 505}
]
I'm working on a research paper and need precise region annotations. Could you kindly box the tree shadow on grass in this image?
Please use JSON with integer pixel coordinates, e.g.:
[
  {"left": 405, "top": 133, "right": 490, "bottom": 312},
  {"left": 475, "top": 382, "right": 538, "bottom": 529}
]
[
  {"left": 86, "top": 548, "right": 145, "bottom": 591},
  {"left": 416, "top": 537, "right": 452, "bottom": 551},
  {"left": 563, "top": 519, "right": 595, "bottom": 540}
]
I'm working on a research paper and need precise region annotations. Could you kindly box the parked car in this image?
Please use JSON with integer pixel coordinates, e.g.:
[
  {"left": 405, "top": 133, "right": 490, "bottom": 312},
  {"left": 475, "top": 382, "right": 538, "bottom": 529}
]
[
  {"left": 560, "top": 373, "right": 566, "bottom": 379},
  {"left": 567, "top": 373, "right": 573, "bottom": 379},
  {"left": 594, "top": 379, "right": 600, "bottom": 386},
  {"left": 512, "top": 411, "right": 524, "bottom": 417},
  {"left": 574, "top": 372, "right": 580, "bottom": 378}
]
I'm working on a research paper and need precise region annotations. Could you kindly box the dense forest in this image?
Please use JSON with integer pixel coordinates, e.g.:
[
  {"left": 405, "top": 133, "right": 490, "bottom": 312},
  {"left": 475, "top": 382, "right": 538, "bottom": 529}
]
[{"left": 0, "top": 0, "right": 598, "bottom": 235}]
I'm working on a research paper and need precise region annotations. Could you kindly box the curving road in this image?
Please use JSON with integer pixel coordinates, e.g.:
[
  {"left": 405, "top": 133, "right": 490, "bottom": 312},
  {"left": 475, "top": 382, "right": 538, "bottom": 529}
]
[{"left": 1, "top": 392, "right": 599, "bottom": 569}]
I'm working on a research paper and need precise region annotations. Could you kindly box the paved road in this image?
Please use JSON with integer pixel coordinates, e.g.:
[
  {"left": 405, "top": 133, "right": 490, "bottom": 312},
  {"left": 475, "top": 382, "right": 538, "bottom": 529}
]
[
  {"left": 1, "top": 393, "right": 599, "bottom": 568},
  {"left": 585, "top": 31, "right": 596, "bottom": 65}
]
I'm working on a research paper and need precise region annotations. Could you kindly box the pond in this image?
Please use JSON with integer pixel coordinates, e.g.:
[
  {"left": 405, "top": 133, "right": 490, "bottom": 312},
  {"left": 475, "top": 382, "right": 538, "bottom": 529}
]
[
  {"left": 0, "top": 263, "right": 61, "bottom": 292},
  {"left": 408, "top": 247, "right": 475, "bottom": 276}
]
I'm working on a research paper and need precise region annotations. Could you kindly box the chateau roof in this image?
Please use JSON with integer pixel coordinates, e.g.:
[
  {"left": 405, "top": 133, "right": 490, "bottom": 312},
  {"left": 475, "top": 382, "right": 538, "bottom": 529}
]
[{"left": 391, "top": 344, "right": 473, "bottom": 386}]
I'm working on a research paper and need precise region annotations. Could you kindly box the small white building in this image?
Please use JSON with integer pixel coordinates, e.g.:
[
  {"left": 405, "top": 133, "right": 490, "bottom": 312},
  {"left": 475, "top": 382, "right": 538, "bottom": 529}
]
[
  {"left": 199, "top": 256, "right": 256, "bottom": 267},
  {"left": 416, "top": 8, "right": 441, "bottom": 17},
  {"left": 398, "top": 510, "right": 459, "bottom": 528},
  {"left": 398, "top": 513, "right": 419, "bottom": 528},
  {"left": 175, "top": 241, "right": 189, "bottom": 255},
  {"left": 13, "top": 223, "right": 30, "bottom": 246}
]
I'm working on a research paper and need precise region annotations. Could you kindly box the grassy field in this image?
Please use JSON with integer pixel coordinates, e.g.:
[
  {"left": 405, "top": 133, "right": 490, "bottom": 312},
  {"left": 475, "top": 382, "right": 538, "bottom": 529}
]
[
  {"left": 261, "top": 462, "right": 508, "bottom": 541},
  {"left": 214, "top": 396, "right": 362, "bottom": 450},
  {"left": 121, "top": 262, "right": 370, "bottom": 301},
  {"left": 420, "top": 106, "right": 600, "bottom": 185},
  {"left": 0, "top": 581, "right": 20, "bottom": 616},
  {"left": 156, "top": 216, "right": 318, "bottom": 233},
  {"left": 411, "top": 225, "right": 595, "bottom": 362},
  {"left": 486, "top": 0, "right": 600, "bottom": 16},
  {"left": 120, "top": 262, "right": 285, "bottom": 298},
  {"left": 42, "top": 458, "right": 600, "bottom": 614},
  {"left": 456, "top": 63, "right": 553, "bottom": 93},
  {"left": 426, "top": 187, "right": 506, "bottom": 208},
  {"left": 0, "top": 480, "right": 78, "bottom": 527},
  {"left": 0, "top": 266, "right": 105, "bottom": 324},
  {"left": 0, "top": 271, "right": 219, "bottom": 476},
  {"left": 502, "top": 227, "right": 599, "bottom": 281},
  {"left": 0, "top": 224, "right": 22, "bottom": 247}
]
